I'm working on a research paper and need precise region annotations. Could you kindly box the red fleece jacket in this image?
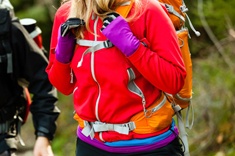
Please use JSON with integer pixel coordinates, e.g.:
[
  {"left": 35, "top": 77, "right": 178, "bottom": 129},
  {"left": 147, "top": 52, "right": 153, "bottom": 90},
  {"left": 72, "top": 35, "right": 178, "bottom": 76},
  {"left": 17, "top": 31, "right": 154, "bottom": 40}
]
[{"left": 46, "top": 0, "right": 186, "bottom": 142}]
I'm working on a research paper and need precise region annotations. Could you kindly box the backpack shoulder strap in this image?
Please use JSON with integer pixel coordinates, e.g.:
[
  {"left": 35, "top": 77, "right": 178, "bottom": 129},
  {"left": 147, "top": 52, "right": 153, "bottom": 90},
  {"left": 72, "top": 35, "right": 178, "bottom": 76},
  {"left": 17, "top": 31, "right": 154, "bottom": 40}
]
[
  {"left": 0, "top": 8, "right": 13, "bottom": 74},
  {"left": 116, "top": 0, "right": 134, "bottom": 18}
]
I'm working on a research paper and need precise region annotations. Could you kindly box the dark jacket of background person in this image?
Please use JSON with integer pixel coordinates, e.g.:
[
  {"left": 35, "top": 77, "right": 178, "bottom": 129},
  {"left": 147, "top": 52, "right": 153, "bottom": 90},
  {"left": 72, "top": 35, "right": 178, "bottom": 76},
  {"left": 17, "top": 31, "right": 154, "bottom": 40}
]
[{"left": 0, "top": 13, "right": 60, "bottom": 154}]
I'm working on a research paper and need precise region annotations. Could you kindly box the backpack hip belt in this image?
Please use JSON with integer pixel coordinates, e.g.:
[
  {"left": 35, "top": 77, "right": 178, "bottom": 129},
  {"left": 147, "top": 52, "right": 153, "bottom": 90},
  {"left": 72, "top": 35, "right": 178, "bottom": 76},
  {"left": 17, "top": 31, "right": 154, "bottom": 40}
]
[{"left": 74, "top": 92, "right": 174, "bottom": 141}]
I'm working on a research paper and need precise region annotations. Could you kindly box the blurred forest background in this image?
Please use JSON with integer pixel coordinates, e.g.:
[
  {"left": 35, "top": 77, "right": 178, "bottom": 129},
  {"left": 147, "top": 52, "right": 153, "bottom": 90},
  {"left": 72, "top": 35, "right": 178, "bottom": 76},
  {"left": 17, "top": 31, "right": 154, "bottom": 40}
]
[{"left": 9, "top": 0, "right": 235, "bottom": 155}]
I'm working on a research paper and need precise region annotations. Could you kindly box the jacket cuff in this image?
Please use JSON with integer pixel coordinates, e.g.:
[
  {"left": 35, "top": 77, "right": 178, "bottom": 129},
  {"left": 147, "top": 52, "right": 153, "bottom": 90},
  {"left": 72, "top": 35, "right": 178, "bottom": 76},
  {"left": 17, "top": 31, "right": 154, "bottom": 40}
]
[
  {"left": 54, "top": 58, "right": 71, "bottom": 69},
  {"left": 36, "top": 127, "right": 53, "bottom": 141},
  {"left": 127, "top": 38, "right": 150, "bottom": 63}
]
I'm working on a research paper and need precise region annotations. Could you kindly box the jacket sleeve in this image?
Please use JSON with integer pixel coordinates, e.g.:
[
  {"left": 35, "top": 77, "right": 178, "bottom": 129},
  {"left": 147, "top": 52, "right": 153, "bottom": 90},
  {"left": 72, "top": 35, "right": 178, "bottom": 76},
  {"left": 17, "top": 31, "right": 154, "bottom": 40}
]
[
  {"left": 12, "top": 20, "right": 60, "bottom": 141},
  {"left": 46, "top": 1, "right": 76, "bottom": 95},
  {"left": 128, "top": 2, "right": 187, "bottom": 95}
]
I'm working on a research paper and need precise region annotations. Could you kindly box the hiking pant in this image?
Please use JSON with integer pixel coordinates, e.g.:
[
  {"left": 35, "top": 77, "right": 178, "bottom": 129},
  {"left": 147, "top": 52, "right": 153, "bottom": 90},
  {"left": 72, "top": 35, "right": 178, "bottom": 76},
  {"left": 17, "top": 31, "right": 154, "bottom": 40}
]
[{"left": 75, "top": 137, "right": 184, "bottom": 156}]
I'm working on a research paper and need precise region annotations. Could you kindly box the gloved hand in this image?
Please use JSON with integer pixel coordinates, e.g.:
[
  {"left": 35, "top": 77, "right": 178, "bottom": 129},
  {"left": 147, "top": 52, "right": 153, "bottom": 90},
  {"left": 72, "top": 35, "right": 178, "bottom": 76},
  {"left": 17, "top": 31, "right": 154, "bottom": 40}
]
[
  {"left": 55, "top": 18, "right": 85, "bottom": 63},
  {"left": 101, "top": 13, "right": 140, "bottom": 57}
]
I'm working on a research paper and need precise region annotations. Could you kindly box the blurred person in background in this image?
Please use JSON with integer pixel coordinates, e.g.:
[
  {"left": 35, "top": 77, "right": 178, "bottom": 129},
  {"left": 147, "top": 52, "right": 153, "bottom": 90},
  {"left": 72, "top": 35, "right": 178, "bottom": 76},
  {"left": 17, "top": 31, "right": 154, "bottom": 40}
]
[
  {"left": 47, "top": 0, "right": 186, "bottom": 155},
  {"left": 0, "top": 0, "right": 60, "bottom": 156}
]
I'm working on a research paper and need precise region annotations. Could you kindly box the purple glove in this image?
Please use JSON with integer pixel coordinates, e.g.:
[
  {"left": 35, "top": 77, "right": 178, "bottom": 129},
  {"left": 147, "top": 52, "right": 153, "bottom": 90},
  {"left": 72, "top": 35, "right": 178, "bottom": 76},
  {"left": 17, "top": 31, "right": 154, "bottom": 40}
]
[
  {"left": 101, "top": 13, "right": 140, "bottom": 57},
  {"left": 55, "top": 18, "right": 85, "bottom": 63}
]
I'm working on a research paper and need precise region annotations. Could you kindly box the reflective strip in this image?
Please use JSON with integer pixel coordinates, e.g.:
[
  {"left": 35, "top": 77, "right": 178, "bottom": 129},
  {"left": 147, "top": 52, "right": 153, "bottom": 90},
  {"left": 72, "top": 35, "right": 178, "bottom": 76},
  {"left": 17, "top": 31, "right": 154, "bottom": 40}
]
[{"left": 29, "top": 26, "right": 42, "bottom": 39}]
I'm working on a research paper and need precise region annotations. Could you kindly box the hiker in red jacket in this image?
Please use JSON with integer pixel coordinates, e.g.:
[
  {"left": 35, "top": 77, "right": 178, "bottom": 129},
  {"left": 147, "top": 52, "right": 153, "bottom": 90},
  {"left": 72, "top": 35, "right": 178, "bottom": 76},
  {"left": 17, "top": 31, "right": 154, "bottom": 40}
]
[{"left": 46, "top": 0, "right": 186, "bottom": 155}]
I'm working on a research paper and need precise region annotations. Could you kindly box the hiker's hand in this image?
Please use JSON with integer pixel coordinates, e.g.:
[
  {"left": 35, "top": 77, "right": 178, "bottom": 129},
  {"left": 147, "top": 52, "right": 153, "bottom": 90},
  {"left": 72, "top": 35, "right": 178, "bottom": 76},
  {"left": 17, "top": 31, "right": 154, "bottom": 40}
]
[
  {"left": 55, "top": 23, "right": 75, "bottom": 63},
  {"left": 33, "top": 137, "right": 54, "bottom": 156},
  {"left": 101, "top": 12, "right": 140, "bottom": 57},
  {"left": 55, "top": 18, "right": 85, "bottom": 63}
]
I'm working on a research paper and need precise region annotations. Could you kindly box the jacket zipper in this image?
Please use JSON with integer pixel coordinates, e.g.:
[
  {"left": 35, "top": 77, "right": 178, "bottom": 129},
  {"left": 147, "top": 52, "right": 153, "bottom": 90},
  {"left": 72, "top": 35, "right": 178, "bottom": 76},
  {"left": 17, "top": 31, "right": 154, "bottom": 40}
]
[
  {"left": 91, "top": 16, "right": 101, "bottom": 121},
  {"left": 127, "top": 68, "right": 147, "bottom": 112}
]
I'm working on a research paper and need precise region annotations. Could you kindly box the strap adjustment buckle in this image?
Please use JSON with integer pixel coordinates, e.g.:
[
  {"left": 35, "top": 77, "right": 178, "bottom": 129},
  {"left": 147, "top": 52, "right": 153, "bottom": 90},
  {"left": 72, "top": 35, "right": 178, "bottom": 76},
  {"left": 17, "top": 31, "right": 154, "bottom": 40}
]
[
  {"left": 164, "top": 3, "right": 174, "bottom": 14},
  {"left": 103, "top": 40, "right": 113, "bottom": 49}
]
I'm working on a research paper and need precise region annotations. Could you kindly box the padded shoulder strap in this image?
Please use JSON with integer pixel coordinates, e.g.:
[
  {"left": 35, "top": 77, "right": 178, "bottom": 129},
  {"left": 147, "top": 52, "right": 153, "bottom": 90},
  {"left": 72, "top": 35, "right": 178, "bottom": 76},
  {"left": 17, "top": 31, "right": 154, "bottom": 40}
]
[
  {"left": 0, "top": 8, "right": 13, "bottom": 74},
  {"left": 116, "top": 0, "right": 134, "bottom": 18}
]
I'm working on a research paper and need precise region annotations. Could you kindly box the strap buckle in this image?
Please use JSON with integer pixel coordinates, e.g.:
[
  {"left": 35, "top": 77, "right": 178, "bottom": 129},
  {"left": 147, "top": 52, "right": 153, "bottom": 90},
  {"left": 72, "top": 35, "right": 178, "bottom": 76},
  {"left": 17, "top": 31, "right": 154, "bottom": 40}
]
[
  {"left": 164, "top": 4, "right": 174, "bottom": 14},
  {"left": 103, "top": 40, "right": 113, "bottom": 49},
  {"left": 0, "top": 54, "right": 7, "bottom": 63},
  {"left": 180, "top": 5, "right": 188, "bottom": 13}
]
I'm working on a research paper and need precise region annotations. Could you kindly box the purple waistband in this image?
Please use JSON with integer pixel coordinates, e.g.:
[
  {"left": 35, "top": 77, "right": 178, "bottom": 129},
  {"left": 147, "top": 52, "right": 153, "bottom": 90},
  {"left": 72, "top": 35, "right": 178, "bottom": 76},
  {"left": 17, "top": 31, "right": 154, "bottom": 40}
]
[{"left": 77, "top": 126, "right": 179, "bottom": 153}]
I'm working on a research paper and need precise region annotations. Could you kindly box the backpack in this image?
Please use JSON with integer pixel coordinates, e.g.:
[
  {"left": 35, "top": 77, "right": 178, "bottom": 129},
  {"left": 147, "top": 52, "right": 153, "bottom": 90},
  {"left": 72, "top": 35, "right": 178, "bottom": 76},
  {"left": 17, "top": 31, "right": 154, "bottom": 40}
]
[
  {"left": 157, "top": 0, "right": 200, "bottom": 155},
  {"left": 0, "top": 8, "right": 40, "bottom": 146}
]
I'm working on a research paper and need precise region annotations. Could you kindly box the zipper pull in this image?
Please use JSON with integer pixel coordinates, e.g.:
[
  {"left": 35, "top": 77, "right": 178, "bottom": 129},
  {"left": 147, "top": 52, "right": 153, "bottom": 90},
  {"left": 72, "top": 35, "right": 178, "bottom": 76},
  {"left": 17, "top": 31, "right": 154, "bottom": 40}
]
[
  {"left": 142, "top": 98, "right": 146, "bottom": 112},
  {"left": 70, "top": 68, "right": 73, "bottom": 83},
  {"left": 185, "top": 13, "right": 201, "bottom": 37}
]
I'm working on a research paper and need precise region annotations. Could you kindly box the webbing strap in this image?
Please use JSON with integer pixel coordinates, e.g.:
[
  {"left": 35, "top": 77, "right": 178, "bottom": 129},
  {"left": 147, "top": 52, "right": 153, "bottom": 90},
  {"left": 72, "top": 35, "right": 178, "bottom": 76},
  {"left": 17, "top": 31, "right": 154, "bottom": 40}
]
[
  {"left": 0, "top": 54, "right": 7, "bottom": 63},
  {"left": 93, "top": 121, "right": 136, "bottom": 134},
  {"left": 163, "top": 3, "right": 185, "bottom": 22},
  {"left": 176, "top": 111, "right": 190, "bottom": 156},
  {"left": 2, "top": 39, "right": 13, "bottom": 73},
  {"left": 0, "top": 120, "right": 12, "bottom": 134},
  {"left": 29, "top": 26, "right": 41, "bottom": 39},
  {"left": 77, "top": 39, "right": 104, "bottom": 47},
  {"left": 17, "top": 116, "right": 25, "bottom": 146},
  {"left": 174, "top": 93, "right": 192, "bottom": 101},
  {"left": 81, "top": 121, "right": 136, "bottom": 140},
  {"left": 77, "top": 40, "right": 113, "bottom": 67},
  {"left": 6, "top": 53, "right": 12, "bottom": 73},
  {"left": 185, "top": 100, "right": 194, "bottom": 129}
]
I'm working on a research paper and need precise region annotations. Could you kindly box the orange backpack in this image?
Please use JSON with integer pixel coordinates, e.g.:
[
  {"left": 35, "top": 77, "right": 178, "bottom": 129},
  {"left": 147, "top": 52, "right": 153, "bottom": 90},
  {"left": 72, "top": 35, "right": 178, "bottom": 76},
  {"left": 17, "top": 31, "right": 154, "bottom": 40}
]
[
  {"left": 158, "top": 0, "right": 200, "bottom": 112},
  {"left": 158, "top": 1, "right": 200, "bottom": 156}
]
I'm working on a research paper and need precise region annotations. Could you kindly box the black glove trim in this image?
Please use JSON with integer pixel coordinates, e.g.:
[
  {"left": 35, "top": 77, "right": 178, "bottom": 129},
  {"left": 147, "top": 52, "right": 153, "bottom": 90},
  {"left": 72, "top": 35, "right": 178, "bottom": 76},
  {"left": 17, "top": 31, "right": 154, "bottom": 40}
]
[
  {"left": 101, "top": 12, "right": 120, "bottom": 32},
  {"left": 61, "top": 18, "right": 85, "bottom": 37}
]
